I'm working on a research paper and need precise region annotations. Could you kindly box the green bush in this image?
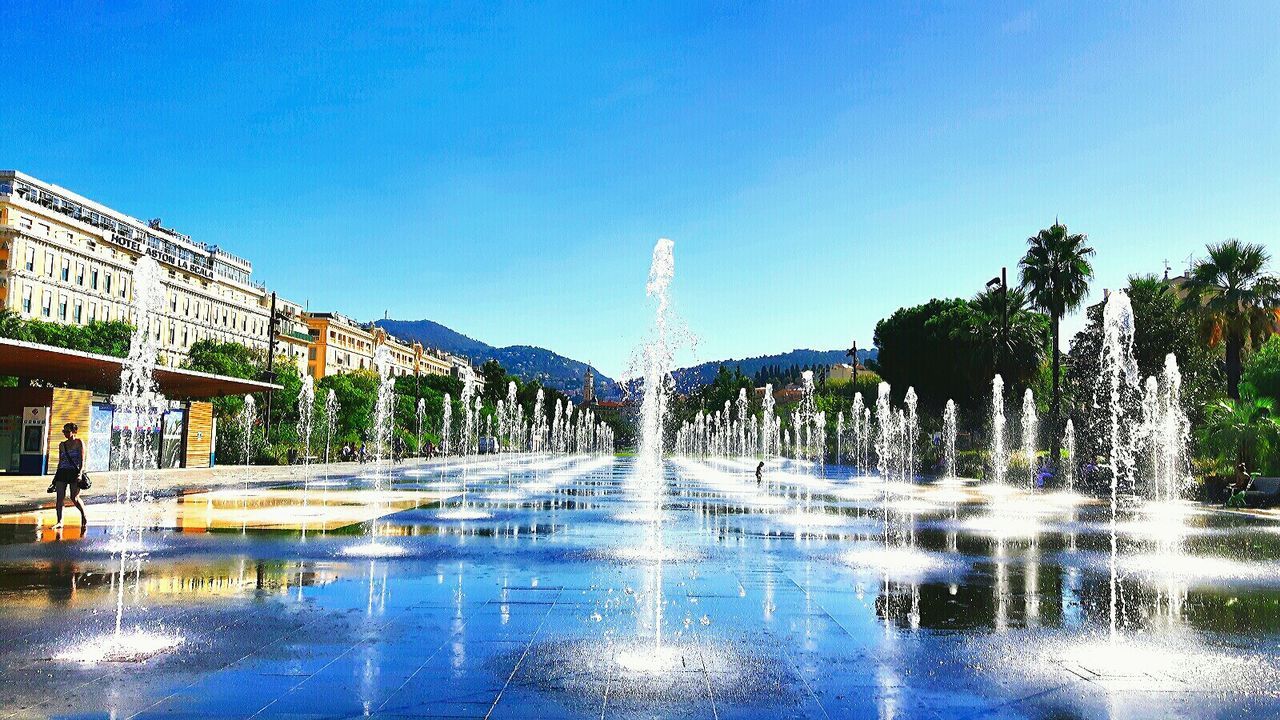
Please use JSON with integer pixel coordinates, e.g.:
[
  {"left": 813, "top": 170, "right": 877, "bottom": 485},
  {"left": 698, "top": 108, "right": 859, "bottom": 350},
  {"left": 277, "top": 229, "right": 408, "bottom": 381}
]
[{"left": 956, "top": 450, "right": 986, "bottom": 480}]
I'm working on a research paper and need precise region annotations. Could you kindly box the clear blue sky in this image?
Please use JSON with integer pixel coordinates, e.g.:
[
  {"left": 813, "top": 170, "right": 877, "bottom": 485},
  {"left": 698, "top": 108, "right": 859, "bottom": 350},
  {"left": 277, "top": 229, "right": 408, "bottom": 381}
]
[{"left": 5, "top": 2, "right": 1276, "bottom": 378}]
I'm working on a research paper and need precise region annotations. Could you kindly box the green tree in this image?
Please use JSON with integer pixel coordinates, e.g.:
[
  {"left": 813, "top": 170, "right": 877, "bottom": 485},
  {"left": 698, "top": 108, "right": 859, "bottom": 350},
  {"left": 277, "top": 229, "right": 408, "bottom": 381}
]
[
  {"left": 0, "top": 308, "right": 134, "bottom": 357},
  {"left": 1180, "top": 240, "right": 1280, "bottom": 399},
  {"left": 1243, "top": 336, "right": 1280, "bottom": 404},
  {"left": 963, "top": 286, "right": 1049, "bottom": 394},
  {"left": 317, "top": 369, "right": 380, "bottom": 444},
  {"left": 479, "top": 359, "right": 508, "bottom": 404},
  {"left": 183, "top": 339, "right": 263, "bottom": 379},
  {"left": 1068, "top": 275, "right": 1224, "bottom": 474},
  {"left": 1019, "top": 222, "right": 1095, "bottom": 469},
  {"left": 1125, "top": 275, "right": 1223, "bottom": 420},
  {"left": 1200, "top": 392, "right": 1280, "bottom": 475},
  {"left": 182, "top": 340, "right": 266, "bottom": 436},
  {"left": 874, "top": 298, "right": 977, "bottom": 409}
]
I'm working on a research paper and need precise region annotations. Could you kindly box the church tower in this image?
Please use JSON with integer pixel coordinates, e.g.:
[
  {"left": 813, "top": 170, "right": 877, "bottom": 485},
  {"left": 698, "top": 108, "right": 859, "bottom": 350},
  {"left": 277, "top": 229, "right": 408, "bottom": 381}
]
[{"left": 583, "top": 367, "right": 595, "bottom": 404}]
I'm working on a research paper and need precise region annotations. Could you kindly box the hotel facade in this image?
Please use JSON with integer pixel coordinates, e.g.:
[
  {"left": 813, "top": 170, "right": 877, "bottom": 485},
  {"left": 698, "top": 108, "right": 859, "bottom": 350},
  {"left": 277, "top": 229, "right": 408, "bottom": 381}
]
[
  {"left": 0, "top": 170, "right": 474, "bottom": 383},
  {"left": 0, "top": 170, "right": 281, "bottom": 368}
]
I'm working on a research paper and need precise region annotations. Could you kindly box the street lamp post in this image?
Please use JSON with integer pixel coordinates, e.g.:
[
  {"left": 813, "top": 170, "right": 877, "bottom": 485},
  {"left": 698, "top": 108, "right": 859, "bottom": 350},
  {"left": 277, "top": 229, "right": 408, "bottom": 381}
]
[
  {"left": 986, "top": 268, "right": 1008, "bottom": 379},
  {"left": 845, "top": 339, "right": 858, "bottom": 385},
  {"left": 262, "top": 292, "right": 279, "bottom": 434}
]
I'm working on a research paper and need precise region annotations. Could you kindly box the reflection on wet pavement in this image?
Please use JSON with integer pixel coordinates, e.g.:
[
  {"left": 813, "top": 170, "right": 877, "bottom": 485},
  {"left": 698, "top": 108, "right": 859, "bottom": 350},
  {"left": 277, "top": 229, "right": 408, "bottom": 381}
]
[{"left": 1, "top": 453, "right": 1279, "bottom": 719}]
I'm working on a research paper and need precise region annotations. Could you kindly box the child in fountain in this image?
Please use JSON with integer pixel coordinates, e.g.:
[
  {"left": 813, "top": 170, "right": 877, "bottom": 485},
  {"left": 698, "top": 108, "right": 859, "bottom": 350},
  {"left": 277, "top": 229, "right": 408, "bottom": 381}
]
[
  {"left": 756, "top": 461, "right": 764, "bottom": 484},
  {"left": 48, "top": 423, "right": 88, "bottom": 530}
]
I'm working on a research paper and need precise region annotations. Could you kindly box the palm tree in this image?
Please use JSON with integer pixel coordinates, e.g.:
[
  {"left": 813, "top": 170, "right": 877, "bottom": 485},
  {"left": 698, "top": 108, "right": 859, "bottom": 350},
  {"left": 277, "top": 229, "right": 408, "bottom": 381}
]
[
  {"left": 966, "top": 286, "right": 1046, "bottom": 390},
  {"left": 1019, "top": 223, "right": 1095, "bottom": 470},
  {"left": 1180, "top": 240, "right": 1280, "bottom": 399},
  {"left": 1200, "top": 393, "right": 1280, "bottom": 473}
]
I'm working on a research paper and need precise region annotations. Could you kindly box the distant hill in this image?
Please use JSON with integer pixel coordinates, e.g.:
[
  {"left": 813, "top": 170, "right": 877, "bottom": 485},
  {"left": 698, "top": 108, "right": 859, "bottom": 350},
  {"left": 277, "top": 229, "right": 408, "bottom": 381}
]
[
  {"left": 671, "top": 348, "right": 878, "bottom": 391},
  {"left": 375, "top": 319, "right": 619, "bottom": 400},
  {"left": 376, "top": 319, "right": 877, "bottom": 399}
]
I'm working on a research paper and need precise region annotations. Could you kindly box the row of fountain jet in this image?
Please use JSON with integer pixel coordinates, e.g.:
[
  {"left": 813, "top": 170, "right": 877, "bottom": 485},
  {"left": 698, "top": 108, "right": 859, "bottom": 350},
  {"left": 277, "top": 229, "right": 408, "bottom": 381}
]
[
  {"left": 671, "top": 292, "right": 1191, "bottom": 501},
  {"left": 237, "top": 355, "right": 616, "bottom": 466},
  {"left": 440, "top": 377, "right": 615, "bottom": 456}
]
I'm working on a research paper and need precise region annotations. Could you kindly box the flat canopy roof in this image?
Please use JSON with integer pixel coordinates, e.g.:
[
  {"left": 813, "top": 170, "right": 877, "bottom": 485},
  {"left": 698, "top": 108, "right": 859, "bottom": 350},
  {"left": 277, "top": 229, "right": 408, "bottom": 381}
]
[{"left": 0, "top": 338, "right": 282, "bottom": 399}]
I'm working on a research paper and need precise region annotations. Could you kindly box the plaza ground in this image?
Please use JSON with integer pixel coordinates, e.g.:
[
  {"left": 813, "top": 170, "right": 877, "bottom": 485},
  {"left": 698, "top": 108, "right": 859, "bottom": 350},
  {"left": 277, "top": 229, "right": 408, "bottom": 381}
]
[{"left": 1, "top": 455, "right": 1278, "bottom": 719}]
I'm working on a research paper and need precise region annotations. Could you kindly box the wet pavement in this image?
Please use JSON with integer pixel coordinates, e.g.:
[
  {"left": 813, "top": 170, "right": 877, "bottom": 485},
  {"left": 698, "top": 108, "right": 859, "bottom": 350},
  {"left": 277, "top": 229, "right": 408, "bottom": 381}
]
[{"left": 1, "top": 454, "right": 1279, "bottom": 719}]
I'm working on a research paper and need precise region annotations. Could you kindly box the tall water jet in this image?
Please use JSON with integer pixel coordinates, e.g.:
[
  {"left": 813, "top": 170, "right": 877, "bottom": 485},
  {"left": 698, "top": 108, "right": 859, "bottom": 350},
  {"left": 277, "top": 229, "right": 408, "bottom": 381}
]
[
  {"left": 990, "top": 375, "right": 1007, "bottom": 485},
  {"left": 239, "top": 395, "right": 256, "bottom": 466},
  {"left": 875, "top": 382, "right": 893, "bottom": 478},
  {"left": 851, "top": 392, "right": 865, "bottom": 470},
  {"left": 323, "top": 389, "right": 338, "bottom": 463},
  {"left": 1098, "top": 290, "right": 1140, "bottom": 637},
  {"left": 298, "top": 376, "right": 315, "bottom": 464},
  {"left": 798, "top": 371, "right": 817, "bottom": 462},
  {"left": 107, "top": 253, "right": 181, "bottom": 653},
  {"left": 861, "top": 408, "right": 872, "bottom": 469},
  {"left": 637, "top": 238, "right": 675, "bottom": 485},
  {"left": 1151, "top": 353, "right": 1191, "bottom": 503},
  {"left": 1022, "top": 388, "right": 1038, "bottom": 489},
  {"left": 459, "top": 367, "right": 478, "bottom": 456},
  {"left": 505, "top": 382, "right": 518, "bottom": 450},
  {"left": 836, "top": 412, "right": 845, "bottom": 466},
  {"left": 942, "top": 400, "right": 958, "bottom": 479},
  {"left": 1062, "top": 419, "right": 1076, "bottom": 492},
  {"left": 762, "top": 384, "right": 776, "bottom": 457},
  {"left": 440, "top": 394, "right": 452, "bottom": 457},
  {"left": 297, "top": 375, "right": 316, "bottom": 534},
  {"left": 371, "top": 344, "right": 395, "bottom": 478},
  {"left": 415, "top": 398, "right": 425, "bottom": 459},
  {"left": 904, "top": 387, "right": 919, "bottom": 479}
]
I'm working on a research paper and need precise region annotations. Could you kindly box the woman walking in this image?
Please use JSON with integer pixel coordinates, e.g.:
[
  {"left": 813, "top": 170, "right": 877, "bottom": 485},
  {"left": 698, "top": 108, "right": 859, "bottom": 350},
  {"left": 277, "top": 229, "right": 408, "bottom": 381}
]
[{"left": 48, "top": 422, "right": 88, "bottom": 530}]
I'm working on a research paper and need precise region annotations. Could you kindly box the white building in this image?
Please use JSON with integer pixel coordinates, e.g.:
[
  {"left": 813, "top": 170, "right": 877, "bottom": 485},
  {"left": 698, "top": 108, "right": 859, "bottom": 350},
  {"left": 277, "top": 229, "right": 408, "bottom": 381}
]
[{"left": 0, "top": 170, "right": 295, "bottom": 366}]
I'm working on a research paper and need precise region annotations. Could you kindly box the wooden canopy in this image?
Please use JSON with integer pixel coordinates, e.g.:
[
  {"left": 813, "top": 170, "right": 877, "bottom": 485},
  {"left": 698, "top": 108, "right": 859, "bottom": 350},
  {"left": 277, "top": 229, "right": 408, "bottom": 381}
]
[{"left": 0, "top": 337, "right": 281, "bottom": 399}]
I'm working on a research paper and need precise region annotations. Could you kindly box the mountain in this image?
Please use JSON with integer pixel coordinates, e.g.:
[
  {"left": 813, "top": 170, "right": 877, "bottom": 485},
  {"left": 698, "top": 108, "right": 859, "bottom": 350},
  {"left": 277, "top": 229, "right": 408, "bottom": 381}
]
[
  {"left": 377, "top": 318, "right": 877, "bottom": 400},
  {"left": 375, "top": 319, "right": 619, "bottom": 400},
  {"left": 671, "top": 347, "right": 878, "bottom": 391}
]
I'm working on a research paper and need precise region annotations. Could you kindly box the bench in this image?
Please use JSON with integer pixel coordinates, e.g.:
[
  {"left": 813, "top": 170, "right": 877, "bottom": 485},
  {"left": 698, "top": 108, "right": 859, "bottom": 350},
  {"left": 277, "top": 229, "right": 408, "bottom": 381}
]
[{"left": 1243, "top": 476, "right": 1280, "bottom": 508}]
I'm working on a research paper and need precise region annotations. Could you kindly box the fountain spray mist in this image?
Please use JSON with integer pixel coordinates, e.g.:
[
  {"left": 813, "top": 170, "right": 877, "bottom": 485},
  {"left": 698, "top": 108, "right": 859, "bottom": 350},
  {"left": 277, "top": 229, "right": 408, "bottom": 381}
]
[
  {"left": 637, "top": 238, "right": 675, "bottom": 483},
  {"left": 990, "top": 375, "right": 1007, "bottom": 485}
]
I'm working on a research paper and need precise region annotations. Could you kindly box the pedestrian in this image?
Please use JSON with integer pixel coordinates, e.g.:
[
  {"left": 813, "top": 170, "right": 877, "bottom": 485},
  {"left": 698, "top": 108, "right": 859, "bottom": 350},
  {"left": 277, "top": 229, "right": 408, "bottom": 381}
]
[
  {"left": 46, "top": 423, "right": 88, "bottom": 530},
  {"left": 755, "top": 461, "right": 764, "bottom": 485}
]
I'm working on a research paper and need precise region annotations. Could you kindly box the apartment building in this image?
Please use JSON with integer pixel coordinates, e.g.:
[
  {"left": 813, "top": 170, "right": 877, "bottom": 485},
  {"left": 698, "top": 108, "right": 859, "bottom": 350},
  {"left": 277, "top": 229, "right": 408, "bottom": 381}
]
[
  {"left": 305, "top": 313, "right": 471, "bottom": 382},
  {"left": 0, "top": 171, "right": 475, "bottom": 385},
  {"left": 0, "top": 171, "right": 287, "bottom": 366}
]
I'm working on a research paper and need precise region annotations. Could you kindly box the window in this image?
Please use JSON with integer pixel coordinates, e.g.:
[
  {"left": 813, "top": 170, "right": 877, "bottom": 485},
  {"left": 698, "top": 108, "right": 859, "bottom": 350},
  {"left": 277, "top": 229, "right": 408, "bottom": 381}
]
[
  {"left": 88, "top": 303, "right": 97, "bottom": 322},
  {"left": 41, "top": 291, "right": 52, "bottom": 317},
  {"left": 182, "top": 327, "right": 189, "bottom": 346},
  {"left": 104, "top": 272, "right": 112, "bottom": 294},
  {"left": 73, "top": 300, "right": 83, "bottom": 323},
  {"left": 308, "top": 348, "right": 316, "bottom": 360},
  {"left": 170, "top": 293, "right": 177, "bottom": 312},
  {"left": 21, "top": 286, "right": 32, "bottom": 313},
  {"left": 24, "top": 248, "right": 34, "bottom": 272},
  {"left": 168, "top": 322, "right": 175, "bottom": 344},
  {"left": 75, "top": 263, "right": 85, "bottom": 285},
  {"left": 60, "top": 258, "right": 69, "bottom": 282},
  {"left": 57, "top": 294, "right": 67, "bottom": 320},
  {"left": 37, "top": 222, "right": 50, "bottom": 236},
  {"left": 44, "top": 252, "right": 53, "bottom": 277},
  {"left": 90, "top": 267, "right": 99, "bottom": 290},
  {"left": 121, "top": 276, "right": 128, "bottom": 299}
]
